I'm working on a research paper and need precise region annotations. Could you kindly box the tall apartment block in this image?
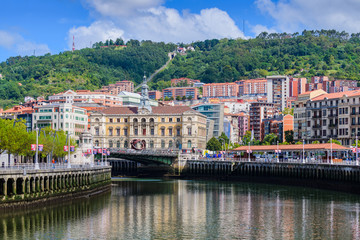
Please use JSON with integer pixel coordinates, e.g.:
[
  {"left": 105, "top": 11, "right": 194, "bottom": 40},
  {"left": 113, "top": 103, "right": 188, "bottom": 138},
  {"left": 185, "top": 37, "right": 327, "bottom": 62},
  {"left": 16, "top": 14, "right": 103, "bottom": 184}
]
[
  {"left": 266, "top": 75, "right": 289, "bottom": 111},
  {"left": 249, "top": 102, "right": 276, "bottom": 141},
  {"left": 100, "top": 80, "right": 134, "bottom": 94}
]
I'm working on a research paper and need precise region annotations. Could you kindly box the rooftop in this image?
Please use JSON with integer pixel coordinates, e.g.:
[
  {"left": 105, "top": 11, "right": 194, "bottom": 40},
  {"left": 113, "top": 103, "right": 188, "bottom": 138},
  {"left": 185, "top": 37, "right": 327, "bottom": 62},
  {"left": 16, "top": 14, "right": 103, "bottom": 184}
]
[
  {"left": 311, "top": 90, "right": 360, "bottom": 101},
  {"left": 234, "top": 143, "right": 349, "bottom": 152}
]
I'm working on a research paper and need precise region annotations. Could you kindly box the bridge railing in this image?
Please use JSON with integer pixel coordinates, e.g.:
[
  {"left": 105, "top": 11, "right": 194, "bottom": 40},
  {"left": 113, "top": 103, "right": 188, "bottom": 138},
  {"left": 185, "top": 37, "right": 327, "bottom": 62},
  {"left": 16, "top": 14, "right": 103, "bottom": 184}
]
[{"left": 110, "top": 148, "right": 178, "bottom": 156}]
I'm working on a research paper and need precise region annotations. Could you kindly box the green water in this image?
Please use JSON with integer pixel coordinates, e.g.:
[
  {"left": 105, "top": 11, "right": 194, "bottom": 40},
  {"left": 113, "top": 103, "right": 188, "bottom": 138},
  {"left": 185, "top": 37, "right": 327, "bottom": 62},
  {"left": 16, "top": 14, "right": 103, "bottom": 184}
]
[{"left": 0, "top": 179, "right": 359, "bottom": 239}]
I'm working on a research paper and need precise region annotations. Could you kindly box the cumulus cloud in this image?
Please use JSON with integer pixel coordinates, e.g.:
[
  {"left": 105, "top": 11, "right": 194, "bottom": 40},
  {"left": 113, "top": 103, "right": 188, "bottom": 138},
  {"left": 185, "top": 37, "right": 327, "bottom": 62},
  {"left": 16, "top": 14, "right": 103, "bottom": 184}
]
[
  {"left": 255, "top": 0, "right": 360, "bottom": 33},
  {"left": 69, "top": 20, "right": 124, "bottom": 49},
  {"left": 70, "top": 0, "right": 244, "bottom": 49},
  {"left": 0, "top": 30, "right": 50, "bottom": 56}
]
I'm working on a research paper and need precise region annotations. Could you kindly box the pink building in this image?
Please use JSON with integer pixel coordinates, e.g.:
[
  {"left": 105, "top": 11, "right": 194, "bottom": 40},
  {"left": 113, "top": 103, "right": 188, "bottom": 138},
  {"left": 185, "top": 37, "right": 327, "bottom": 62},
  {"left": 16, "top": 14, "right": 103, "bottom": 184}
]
[
  {"left": 236, "top": 79, "right": 267, "bottom": 96},
  {"left": 203, "top": 82, "right": 239, "bottom": 98}
]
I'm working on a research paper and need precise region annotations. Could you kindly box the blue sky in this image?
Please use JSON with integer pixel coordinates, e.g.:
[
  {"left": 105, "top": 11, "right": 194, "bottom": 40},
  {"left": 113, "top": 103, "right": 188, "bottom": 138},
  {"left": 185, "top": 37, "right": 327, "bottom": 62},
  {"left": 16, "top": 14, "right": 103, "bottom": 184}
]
[{"left": 1, "top": 0, "right": 360, "bottom": 62}]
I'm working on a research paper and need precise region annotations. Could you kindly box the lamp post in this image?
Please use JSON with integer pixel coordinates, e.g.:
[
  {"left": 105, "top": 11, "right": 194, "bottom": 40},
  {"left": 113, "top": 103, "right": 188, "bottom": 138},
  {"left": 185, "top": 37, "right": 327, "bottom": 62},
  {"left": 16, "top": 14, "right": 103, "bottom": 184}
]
[
  {"left": 276, "top": 141, "right": 279, "bottom": 163},
  {"left": 356, "top": 135, "right": 359, "bottom": 166},
  {"left": 102, "top": 130, "right": 104, "bottom": 166},
  {"left": 248, "top": 141, "right": 251, "bottom": 162},
  {"left": 35, "top": 127, "right": 40, "bottom": 170},
  {"left": 67, "top": 132, "right": 71, "bottom": 168},
  {"left": 302, "top": 139, "right": 305, "bottom": 164},
  {"left": 330, "top": 138, "right": 333, "bottom": 164}
]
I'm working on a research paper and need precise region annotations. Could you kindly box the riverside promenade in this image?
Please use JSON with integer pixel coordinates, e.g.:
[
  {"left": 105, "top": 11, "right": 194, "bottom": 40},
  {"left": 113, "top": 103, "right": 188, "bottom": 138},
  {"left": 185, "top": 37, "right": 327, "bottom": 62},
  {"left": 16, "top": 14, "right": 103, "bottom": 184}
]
[{"left": 0, "top": 163, "right": 111, "bottom": 208}]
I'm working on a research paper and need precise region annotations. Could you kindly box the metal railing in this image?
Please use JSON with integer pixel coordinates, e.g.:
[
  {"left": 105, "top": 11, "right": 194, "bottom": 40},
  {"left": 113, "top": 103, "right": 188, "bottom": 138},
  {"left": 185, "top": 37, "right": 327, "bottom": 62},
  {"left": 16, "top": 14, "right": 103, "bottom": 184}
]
[{"left": 0, "top": 162, "right": 109, "bottom": 171}]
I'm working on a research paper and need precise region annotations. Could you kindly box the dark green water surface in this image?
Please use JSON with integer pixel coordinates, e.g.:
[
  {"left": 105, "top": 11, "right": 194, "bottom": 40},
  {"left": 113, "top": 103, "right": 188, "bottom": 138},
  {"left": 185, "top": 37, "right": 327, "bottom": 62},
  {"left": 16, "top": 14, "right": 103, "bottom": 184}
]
[{"left": 1, "top": 179, "right": 360, "bottom": 239}]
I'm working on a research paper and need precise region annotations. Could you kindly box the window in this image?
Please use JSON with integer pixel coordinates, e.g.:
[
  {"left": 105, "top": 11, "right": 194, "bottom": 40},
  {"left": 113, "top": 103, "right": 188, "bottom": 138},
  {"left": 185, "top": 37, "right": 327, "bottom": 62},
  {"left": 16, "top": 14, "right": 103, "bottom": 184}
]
[
  {"left": 124, "top": 140, "right": 128, "bottom": 148},
  {"left": 124, "top": 128, "right": 128, "bottom": 136},
  {"left": 169, "top": 140, "right": 173, "bottom": 148},
  {"left": 95, "top": 140, "right": 99, "bottom": 146},
  {"left": 323, "top": 130, "right": 326, "bottom": 136},
  {"left": 134, "top": 127, "right": 138, "bottom": 136},
  {"left": 176, "top": 140, "right": 180, "bottom": 149},
  {"left": 161, "top": 128, "right": 165, "bottom": 136},
  {"left": 177, "top": 128, "right": 181, "bottom": 136},
  {"left": 187, "top": 140, "right": 192, "bottom": 148},
  {"left": 150, "top": 127, "right": 154, "bottom": 135},
  {"left": 116, "top": 128, "right": 120, "bottom": 136},
  {"left": 169, "top": 118, "right": 173, "bottom": 122},
  {"left": 161, "top": 118, "right": 165, "bottom": 122},
  {"left": 109, "top": 140, "right": 113, "bottom": 148},
  {"left": 161, "top": 140, "right": 165, "bottom": 148},
  {"left": 169, "top": 128, "right": 173, "bottom": 136},
  {"left": 109, "top": 128, "right": 113, "bottom": 136},
  {"left": 188, "top": 127, "right": 192, "bottom": 136},
  {"left": 177, "top": 118, "right": 181, "bottom": 122},
  {"left": 150, "top": 140, "right": 154, "bottom": 148},
  {"left": 124, "top": 118, "right": 128, "bottom": 123},
  {"left": 117, "top": 118, "right": 121, "bottom": 122},
  {"left": 109, "top": 118, "right": 113, "bottom": 123},
  {"left": 143, "top": 128, "right": 146, "bottom": 135},
  {"left": 117, "top": 141, "right": 120, "bottom": 148}
]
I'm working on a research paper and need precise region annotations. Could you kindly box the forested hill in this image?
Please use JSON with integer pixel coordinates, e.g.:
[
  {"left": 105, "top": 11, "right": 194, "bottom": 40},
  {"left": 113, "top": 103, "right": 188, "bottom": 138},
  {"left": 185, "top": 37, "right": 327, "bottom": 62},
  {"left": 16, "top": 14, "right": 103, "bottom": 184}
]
[
  {"left": 150, "top": 30, "right": 360, "bottom": 90},
  {"left": 1, "top": 30, "right": 360, "bottom": 108},
  {"left": 0, "top": 40, "right": 174, "bottom": 108}
]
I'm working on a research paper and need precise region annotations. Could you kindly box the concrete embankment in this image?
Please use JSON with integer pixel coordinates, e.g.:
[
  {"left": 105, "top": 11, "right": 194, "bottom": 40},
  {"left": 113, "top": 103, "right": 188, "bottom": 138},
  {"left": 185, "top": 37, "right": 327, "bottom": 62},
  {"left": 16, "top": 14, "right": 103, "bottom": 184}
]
[{"left": 0, "top": 166, "right": 112, "bottom": 209}]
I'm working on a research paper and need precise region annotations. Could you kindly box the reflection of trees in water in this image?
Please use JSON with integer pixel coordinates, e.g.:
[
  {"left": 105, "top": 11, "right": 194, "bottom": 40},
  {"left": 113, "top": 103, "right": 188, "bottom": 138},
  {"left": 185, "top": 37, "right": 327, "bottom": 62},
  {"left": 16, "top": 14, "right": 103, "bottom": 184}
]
[
  {"left": 0, "top": 180, "right": 359, "bottom": 239},
  {"left": 0, "top": 192, "right": 111, "bottom": 239}
]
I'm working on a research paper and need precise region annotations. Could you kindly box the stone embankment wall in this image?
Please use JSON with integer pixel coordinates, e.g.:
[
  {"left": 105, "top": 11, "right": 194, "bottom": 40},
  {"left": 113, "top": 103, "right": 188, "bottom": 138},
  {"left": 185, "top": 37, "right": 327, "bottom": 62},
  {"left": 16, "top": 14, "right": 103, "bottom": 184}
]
[{"left": 0, "top": 166, "right": 111, "bottom": 208}]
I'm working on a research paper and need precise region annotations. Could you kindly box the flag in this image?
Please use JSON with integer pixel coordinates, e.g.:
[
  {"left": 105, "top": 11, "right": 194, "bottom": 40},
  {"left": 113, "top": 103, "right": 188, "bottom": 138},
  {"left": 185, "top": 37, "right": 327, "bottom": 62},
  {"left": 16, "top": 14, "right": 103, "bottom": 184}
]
[
  {"left": 97, "top": 149, "right": 102, "bottom": 154},
  {"left": 103, "top": 148, "right": 106, "bottom": 154},
  {"left": 70, "top": 146, "right": 75, "bottom": 152},
  {"left": 31, "top": 144, "right": 36, "bottom": 151},
  {"left": 107, "top": 150, "right": 110, "bottom": 156},
  {"left": 87, "top": 149, "right": 92, "bottom": 154},
  {"left": 64, "top": 146, "right": 69, "bottom": 152},
  {"left": 93, "top": 149, "right": 97, "bottom": 154},
  {"left": 38, "top": 144, "right": 43, "bottom": 151}
]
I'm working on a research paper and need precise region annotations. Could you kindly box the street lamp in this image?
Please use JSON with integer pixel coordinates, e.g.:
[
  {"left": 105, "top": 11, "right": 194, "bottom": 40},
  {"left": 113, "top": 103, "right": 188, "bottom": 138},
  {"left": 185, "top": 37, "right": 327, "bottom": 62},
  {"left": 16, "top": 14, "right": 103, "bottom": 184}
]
[
  {"left": 35, "top": 127, "right": 40, "bottom": 169},
  {"left": 302, "top": 139, "right": 305, "bottom": 164},
  {"left": 356, "top": 135, "right": 359, "bottom": 166},
  {"left": 276, "top": 141, "right": 279, "bottom": 163},
  {"left": 248, "top": 141, "right": 251, "bottom": 162},
  {"left": 330, "top": 138, "right": 333, "bottom": 164},
  {"left": 102, "top": 129, "right": 105, "bottom": 166},
  {"left": 67, "top": 132, "right": 71, "bottom": 168}
]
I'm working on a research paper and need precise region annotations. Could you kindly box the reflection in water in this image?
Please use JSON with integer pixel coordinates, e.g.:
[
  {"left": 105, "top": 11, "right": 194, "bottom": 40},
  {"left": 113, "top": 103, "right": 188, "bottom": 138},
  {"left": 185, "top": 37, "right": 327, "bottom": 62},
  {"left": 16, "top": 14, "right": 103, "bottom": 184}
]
[{"left": 0, "top": 180, "right": 360, "bottom": 239}]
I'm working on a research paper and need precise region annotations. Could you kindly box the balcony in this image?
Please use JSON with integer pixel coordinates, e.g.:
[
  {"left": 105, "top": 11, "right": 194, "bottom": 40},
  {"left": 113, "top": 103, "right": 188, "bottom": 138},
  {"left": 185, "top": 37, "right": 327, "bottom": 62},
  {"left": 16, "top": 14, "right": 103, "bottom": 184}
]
[
  {"left": 312, "top": 124, "right": 321, "bottom": 129},
  {"left": 313, "top": 115, "right": 322, "bottom": 119},
  {"left": 328, "top": 114, "right": 338, "bottom": 117},
  {"left": 328, "top": 123, "right": 338, "bottom": 128}
]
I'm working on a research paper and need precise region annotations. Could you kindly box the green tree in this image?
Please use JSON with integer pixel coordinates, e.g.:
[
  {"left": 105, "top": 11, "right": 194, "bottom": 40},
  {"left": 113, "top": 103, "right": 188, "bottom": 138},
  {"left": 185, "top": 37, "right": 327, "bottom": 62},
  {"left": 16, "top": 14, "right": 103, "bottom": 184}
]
[
  {"left": 328, "top": 139, "right": 341, "bottom": 145},
  {"left": 262, "top": 133, "right": 279, "bottom": 145},
  {"left": 285, "top": 130, "right": 294, "bottom": 144},
  {"left": 206, "top": 137, "right": 222, "bottom": 151}
]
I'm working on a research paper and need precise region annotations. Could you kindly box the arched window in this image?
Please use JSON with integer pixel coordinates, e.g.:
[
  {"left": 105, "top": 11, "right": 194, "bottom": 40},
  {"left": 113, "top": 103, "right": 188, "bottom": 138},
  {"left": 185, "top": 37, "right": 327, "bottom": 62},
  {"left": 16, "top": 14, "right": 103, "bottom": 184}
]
[
  {"left": 108, "top": 127, "right": 113, "bottom": 136},
  {"left": 109, "top": 140, "right": 113, "bottom": 148},
  {"left": 116, "top": 141, "right": 120, "bottom": 148},
  {"left": 95, "top": 140, "right": 99, "bottom": 146},
  {"left": 116, "top": 127, "right": 120, "bottom": 136},
  {"left": 187, "top": 140, "right": 192, "bottom": 148},
  {"left": 161, "top": 140, "right": 165, "bottom": 149},
  {"left": 124, "top": 140, "right": 128, "bottom": 149},
  {"left": 169, "top": 140, "right": 173, "bottom": 148},
  {"left": 95, "top": 127, "right": 99, "bottom": 136},
  {"left": 95, "top": 118, "right": 100, "bottom": 122}
]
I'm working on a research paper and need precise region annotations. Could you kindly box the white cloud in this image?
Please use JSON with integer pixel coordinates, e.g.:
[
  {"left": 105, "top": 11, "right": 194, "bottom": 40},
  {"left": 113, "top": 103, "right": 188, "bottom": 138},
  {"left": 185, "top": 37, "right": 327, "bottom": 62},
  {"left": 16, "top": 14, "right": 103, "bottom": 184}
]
[
  {"left": 0, "top": 31, "right": 19, "bottom": 49},
  {"left": 68, "top": 20, "right": 125, "bottom": 49},
  {"left": 255, "top": 0, "right": 360, "bottom": 33},
  {"left": 71, "top": 1, "right": 245, "bottom": 49},
  {"left": 84, "top": 0, "right": 163, "bottom": 17},
  {"left": 0, "top": 30, "right": 50, "bottom": 56}
]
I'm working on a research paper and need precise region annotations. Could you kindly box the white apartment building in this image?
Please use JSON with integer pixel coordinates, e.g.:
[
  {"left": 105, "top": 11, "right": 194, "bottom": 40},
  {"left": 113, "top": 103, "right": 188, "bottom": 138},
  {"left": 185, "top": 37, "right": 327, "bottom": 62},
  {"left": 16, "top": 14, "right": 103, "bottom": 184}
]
[
  {"left": 32, "top": 102, "right": 88, "bottom": 139},
  {"left": 267, "top": 75, "right": 289, "bottom": 111},
  {"left": 49, "top": 90, "right": 123, "bottom": 106}
]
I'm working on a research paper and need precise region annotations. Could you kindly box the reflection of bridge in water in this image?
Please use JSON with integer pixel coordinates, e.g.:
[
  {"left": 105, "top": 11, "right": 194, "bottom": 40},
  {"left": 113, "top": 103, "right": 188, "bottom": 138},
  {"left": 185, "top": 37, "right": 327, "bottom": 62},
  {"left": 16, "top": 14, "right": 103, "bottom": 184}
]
[{"left": 108, "top": 149, "right": 178, "bottom": 165}]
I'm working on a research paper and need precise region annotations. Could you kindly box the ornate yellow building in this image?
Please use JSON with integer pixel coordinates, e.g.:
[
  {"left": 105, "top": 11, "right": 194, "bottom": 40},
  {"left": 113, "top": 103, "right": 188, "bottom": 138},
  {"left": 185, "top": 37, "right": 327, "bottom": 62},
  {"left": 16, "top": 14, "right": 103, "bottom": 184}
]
[{"left": 89, "top": 78, "right": 207, "bottom": 150}]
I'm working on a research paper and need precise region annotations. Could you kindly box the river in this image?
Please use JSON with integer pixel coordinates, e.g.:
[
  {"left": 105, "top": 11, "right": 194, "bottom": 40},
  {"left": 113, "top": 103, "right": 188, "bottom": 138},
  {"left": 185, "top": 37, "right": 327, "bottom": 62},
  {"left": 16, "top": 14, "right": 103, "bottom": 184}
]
[{"left": 0, "top": 179, "right": 359, "bottom": 239}]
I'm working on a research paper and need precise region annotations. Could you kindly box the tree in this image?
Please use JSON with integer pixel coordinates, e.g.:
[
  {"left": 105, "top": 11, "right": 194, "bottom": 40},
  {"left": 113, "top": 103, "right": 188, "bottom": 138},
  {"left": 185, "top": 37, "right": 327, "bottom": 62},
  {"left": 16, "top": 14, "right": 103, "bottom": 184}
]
[
  {"left": 176, "top": 96, "right": 181, "bottom": 101},
  {"left": 262, "top": 133, "right": 279, "bottom": 145},
  {"left": 181, "top": 96, "right": 186, "bottom": 101},
  {"left": 206, "top": 137, "right": 222, "bottom": 151},
  {"left": 282, "top": 108, "right": 294, "bottom": 115},
  {"left": 285, "top": 130, "right": 294, "bottom": 144},
  {"left": 218, "top": 132, "right": 229, "bottom": 146},
  {"left": 328, "top": 139, "right": 341, "bottom": 145},
  {"left": 312, "top": 140, "right": 320, "bottom": 144}
]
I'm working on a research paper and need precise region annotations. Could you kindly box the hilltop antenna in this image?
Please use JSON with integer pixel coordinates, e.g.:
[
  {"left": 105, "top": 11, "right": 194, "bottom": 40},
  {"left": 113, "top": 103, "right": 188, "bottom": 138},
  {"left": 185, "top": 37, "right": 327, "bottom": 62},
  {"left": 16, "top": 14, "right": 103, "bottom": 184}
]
[{"left": 72, "top": 35, "right": 75, "bottom": 52}]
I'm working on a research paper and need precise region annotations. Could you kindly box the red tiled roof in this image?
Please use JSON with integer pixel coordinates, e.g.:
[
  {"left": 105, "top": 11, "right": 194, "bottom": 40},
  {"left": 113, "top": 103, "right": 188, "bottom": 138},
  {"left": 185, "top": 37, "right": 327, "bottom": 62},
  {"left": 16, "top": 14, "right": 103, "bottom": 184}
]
[
  {"left": 312, "top": 90, "right": 360, "bottom": 101},
  {"left": 234, "top": 143, "right": 349, "bottom": 152}
]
